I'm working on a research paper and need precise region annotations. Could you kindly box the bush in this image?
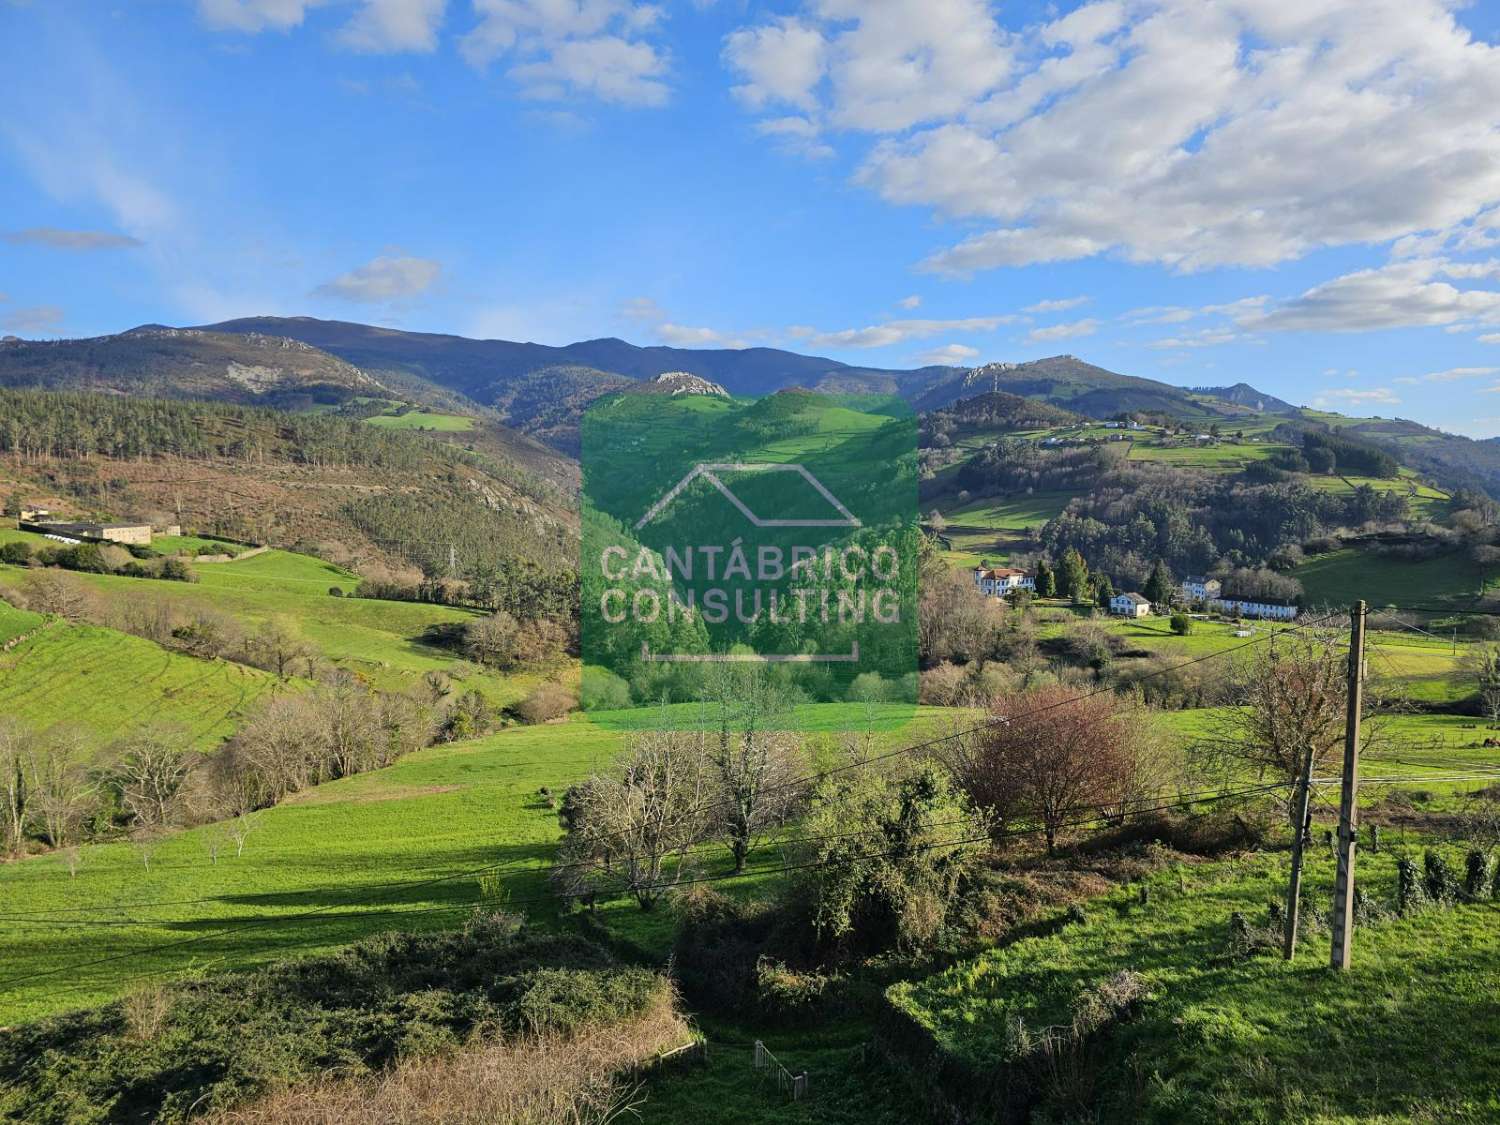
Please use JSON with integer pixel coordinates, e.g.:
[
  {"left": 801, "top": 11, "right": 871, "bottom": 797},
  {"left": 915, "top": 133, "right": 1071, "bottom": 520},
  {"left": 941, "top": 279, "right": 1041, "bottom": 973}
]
[
  {"left": 0, "top": 924, "right": 666, "bottom": 1123},
  {"left": 1169, "top": 613, "right": 1192, "bottom": 636},
  {"left": 328, "top": 585, "right": 345, "bottom": 597},
  {"left": 580, "top": 668, "right": 632, "bottom": 711},
  {"left": 513, "top": 684, "right": 577, "bottom": 724},
  {"left": 0, "top": 540, "right": 32, "bottom": 565}
]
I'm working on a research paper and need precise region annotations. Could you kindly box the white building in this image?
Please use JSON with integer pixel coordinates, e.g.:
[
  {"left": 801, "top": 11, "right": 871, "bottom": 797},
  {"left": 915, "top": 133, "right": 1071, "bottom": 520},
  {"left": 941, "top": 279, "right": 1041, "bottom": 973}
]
[
  {"left": 1110, "top": 592, "right": 1153, "bottom": 618},
  {"left": 1209, "top": 597, "right": 1299, "bottom": 621},
  {"left": 972, "top": 566, "right": 1035, "bottom": 598},
  {"left": 1180, "top": 576, "right": 1222, "bottom": 603}
]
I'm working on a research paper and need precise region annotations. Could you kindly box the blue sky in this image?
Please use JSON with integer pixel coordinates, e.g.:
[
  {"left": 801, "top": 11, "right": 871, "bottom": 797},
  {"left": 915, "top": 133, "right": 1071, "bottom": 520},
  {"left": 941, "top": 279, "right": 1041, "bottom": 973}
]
[{"left": 4, "top": 0, "right": 1500, "bottom": 435}]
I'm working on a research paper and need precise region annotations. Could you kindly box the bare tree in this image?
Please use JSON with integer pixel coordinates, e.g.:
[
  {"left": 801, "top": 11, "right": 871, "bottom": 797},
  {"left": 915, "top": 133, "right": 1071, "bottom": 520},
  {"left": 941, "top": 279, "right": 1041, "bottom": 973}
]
[
  {"left": 234, "top": 692, "right": 324, "bottom": 802},
  {"left": 701, "top": 666, "right": 803, "bottom": 872},
  {"left": 109, "top": 728, "right": 193, "bottom": 831},
  {"left": 22, "top": 570, "right": 99, "bottom": 622},
  {"left": 246, "top": 616, "right": 316, "bottom": 680},
  {"left": 24, "top": 726, "right": 95, "bottom": 848},
  {"left": 554, "top": 729, "right": 709, "bottom": 910},
  {"left": 950, "top": 684, "right": 1153, "bottom": 852},
  {"left": 1465, "top": 644, "right": 1500, "bottom": 727},
  {"left": 1203, "top": 625, "right": 1351, "bottom": 832},
  {"left": 0, "top": 717, "right": 33, "bottom": 855},
  {"left": 321, "top": 675, "right": 381, "bottom": 779},
  {"left": 227, "top": 810, "right": 261, "bottom": 858}
]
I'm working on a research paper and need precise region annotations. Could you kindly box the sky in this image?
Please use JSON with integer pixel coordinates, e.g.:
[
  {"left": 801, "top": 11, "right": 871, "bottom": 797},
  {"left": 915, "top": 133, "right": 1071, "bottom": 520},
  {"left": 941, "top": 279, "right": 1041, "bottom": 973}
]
[{"left": 4, "top": 0, "right": 1500, "bottom": 436}]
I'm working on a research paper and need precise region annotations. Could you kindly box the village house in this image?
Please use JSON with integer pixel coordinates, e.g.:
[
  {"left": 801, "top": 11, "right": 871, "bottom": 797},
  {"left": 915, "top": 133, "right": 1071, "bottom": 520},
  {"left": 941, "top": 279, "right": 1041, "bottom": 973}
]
[
  {"left": 972, "top": 565, "right": 1035, "bottom": 598},
  {"left": 19, "top": 518, "right": 153, "bottom": 546},
  {"left": 1180, "top": 575, "right": 1223, "bottom": 603},
  {"left": 1209, "top": 597, "right": 1299, "bottom": 622},
  {"left": 1110, "top": 591, "right": 1153, "bottom": 618}
]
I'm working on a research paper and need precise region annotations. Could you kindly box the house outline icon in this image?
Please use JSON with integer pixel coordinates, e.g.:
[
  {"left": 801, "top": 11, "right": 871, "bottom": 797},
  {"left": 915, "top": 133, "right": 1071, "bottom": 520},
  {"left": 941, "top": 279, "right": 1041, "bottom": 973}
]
[{"left": 634, "top": 462, "right": 862, "bottom": 531}]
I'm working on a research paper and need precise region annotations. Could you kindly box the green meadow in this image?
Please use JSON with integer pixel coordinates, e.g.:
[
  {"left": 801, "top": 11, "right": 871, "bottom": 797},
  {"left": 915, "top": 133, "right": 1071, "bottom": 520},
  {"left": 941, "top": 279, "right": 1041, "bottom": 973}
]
[
  {"left": 0, "top": 550, "right": 538, "bottom": 705},
  {"left": 1295, "top": 547, "right": 1495, "bottom": 610},
  {"left": 889, "top": 848, "right": 1500, "bottom": 1122},
  {"left": 365, "top": 409, "right": 475, "bottom": 432},
  {"left": 0, "top": 705, "right": 936, "bottom": 1024},
  {"left": 0, "top": 615, "right": 291, "bottom": 752}
]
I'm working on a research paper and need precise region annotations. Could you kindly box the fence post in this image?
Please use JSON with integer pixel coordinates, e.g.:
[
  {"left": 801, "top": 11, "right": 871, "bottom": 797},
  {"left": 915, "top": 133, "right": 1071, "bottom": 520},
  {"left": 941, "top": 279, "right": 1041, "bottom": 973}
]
[{"left": 754, "top": 1040, "right": 766, "bottom": 1070}]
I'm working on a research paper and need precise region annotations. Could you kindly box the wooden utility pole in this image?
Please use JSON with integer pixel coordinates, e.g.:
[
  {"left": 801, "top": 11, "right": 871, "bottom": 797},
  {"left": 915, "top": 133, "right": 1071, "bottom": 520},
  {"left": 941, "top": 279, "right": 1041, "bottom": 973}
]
[
  {"left": 1330, "top": 601, "right": 1367, "bottom": 970},
  {"left": 1282, "top": 740, "right": 1316, "bottom": 960}
]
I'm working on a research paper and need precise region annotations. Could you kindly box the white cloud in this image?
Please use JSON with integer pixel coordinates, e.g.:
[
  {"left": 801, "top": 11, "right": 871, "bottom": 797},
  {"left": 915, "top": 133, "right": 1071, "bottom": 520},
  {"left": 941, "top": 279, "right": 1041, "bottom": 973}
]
[
  {"left": 724, "top": 16, "right": 825, "bottom": 111},
  {"left": 1246, "top": 259, "right": 1500, "bottom": 333},
  {"left": 1481, "top": 333, "right": 1500, "bottom": 345},
  {"left": 1312, "top": 387, "right": 1402, "bottom": 409},
  {"left": 1025, "top": 296, "right": 1089, "bottom": 313},
  {"left": 790, "top": 314, "right": 1022, "bottom": 349},
  {"left": 197, "top": 0, "right": 317, "bottom": 33},
  {"left": 729, "top": 0, "right": 1500, "bottom": 275},
  {"left": 463, "top": 0, "right": 670, "bottom": 106},
  {"left": 656, "top": 322, "right": 750, "bottom": 349},
  {"left": 1027, "top": 318, "right": 1099, "bottom": 344},
  {"left": 1148, "top": 329, "right": 1238, "bottom": 349},
  {"left": 1415, "top": 366, "right": 1499, "bottom": 383},
  {"left": 314, "top": 254, "right": 440, "bottom": 301},
  {"left": 913, "top": 342, "right": 979, "bottom": 366},
  {"left": 621, "top": 296, "right": 665, "bottom": 322},
  {"left": 337, "top": 0, "right": 446, "bottom": 51},
  {"left": 199, "top": 0, "right": 445, "bottom": 50},
  {"left": 3, "top": 227, "right": 143, "bottom": 250},
  {"left": 1123, "top": 306, "right": 1194, "bottom": 325},
  {"left": 897, "top": 295, "right": 921, "bottom": 310},
  {"left": 754, "top": 115, "right": 834, "bottom": 160},
  {"left": 0, "top": 305, "right": 65, "bottom": 334}
]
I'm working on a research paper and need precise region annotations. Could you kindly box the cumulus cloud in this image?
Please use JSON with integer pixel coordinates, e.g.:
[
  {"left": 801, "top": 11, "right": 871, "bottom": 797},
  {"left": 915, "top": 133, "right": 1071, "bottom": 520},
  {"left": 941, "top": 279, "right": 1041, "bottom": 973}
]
[
  {"left": 897, "top": 295, "right": 921, "bottom": 310},
  {"left": 754, "top": 115, "right": 834, "bottom": 160},
  {"left": 1482, "top": 333, "right": 1500, "bottom": 345},
  {"left": 337, "top": 0, "right": 446, "bottom": 51},
  {"left": 913, "top": 342, "right": 979, "bottom": 366},
  {"left": 1025, "top": 296, "right": 1089, "bottom": 314},
  {"left": 1148, "top": 329, "right": 1239, "bottom": 349},
  {"left": 790, "top": 314, "right": 1022, "bottom": 349},
  {"left": 315, "top": 254, "right": 440, "bottom": 301},
  {"left": 0, "top": 305, "right": 65, "bottom": 333},
  {"left": 3, "top": 227, "right": 143, "bottom": 250},
  {"left": 724, "top": 16, "right": 825, "bottom": 111},
  {"left": 200, "top": 0, "right": 446, "bottom": 50},
  {"left": 1246, "top": 259, "right": 1500, "bottom": 333},
  {"left": 1312, "top": 387, "right": 1402, "bottom": 409},
  {"left": 622, "top": 297, "right": 753, "bottom": 348},
  {"left": 462, "top": 0, "right": 670, "bottom": 106},
  {"left": 727, "top": 0, "right": 1500, "bottom": 275},
  {"left": 1027, "top": 318, "right": 1098, "bottom": 343}
]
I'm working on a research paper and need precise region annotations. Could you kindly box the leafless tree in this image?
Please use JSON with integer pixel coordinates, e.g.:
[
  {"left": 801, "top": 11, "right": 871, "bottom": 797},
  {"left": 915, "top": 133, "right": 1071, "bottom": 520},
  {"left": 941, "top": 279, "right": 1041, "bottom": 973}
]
[
  {"left": 321, "top": 674, "right": 382, "bottom": 779},
  {"left": 555, "top": 729, "right": 709, "bottom": 910},
  {"left": 233, "top": 692, "right": 324, "bottom": 802},
  {"left": 25, "top": 726, "right": 96, "bottom": 848},
  {"left": 948, "top": 684, "right": 1156, "bottom": 852},
  {"left": 1464, "top": 644, "right": 1500, "bottom": 727},
  {"left": 22, "top": 569, "right": 100, "bottom": 622},
  {"left": 701, "top": 666, "right": 803, "bottom": 872},
  {"left": 1201, "top": 625, "right": 1353, "bottom": 832},
  {"left": 0, "top": 717, "right": 33, "bottom": 855},
  {"left": 246, "top": 615, "right": 316, "bottom": 680},
  {"left": 109, "top": 727, "right": 193, "bottom": 831},
  {"left": 227, "top": 810, "right": 261, "bottom": 858}
]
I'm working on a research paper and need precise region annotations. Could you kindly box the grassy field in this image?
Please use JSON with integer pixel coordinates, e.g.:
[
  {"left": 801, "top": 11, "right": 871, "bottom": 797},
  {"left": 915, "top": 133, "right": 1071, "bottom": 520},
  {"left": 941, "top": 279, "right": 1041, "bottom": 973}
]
[
  {"left": 365, "top": 409, "right": 475, "bottom": 432},
  {"left": 0, "top": 705, "right": 936, "bottom": 1024},
  {"left": 0, "top": 612, "right": 291, "bottom": 752},
  {"left": 934, "top": 491, "right": 1074, "bottom": 567},
  {"left": 150, "top": 534, "right": 248, "bottom": 556},
  {"left": 889, "top": 847, "right": 1500, "bottom": 1121},
  {"left": 1295, "top": 548, "right": 1494, "bottom": 610},
  {"left": 0, "top": 550, "right": 537, "bottom": 704}
]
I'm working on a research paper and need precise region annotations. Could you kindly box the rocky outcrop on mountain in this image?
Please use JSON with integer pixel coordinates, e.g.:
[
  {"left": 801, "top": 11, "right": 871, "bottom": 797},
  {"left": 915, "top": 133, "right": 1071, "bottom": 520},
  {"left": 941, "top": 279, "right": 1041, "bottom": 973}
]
[{"left": 643, "top": 371, "right": 730, "bottom": 397}]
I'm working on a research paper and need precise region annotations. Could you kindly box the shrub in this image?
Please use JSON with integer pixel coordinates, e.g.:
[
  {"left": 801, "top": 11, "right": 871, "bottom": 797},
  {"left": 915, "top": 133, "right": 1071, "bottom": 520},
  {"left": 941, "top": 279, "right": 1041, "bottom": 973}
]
[
  {"left": 1464, "top": 849, "right": 1493, "bottom": 901},
  {"left": 1423, "top": 850, "right": 1459, "bottom": 905},
  {"left": 580, "top": 667, "right": 632, "bottom": 711},
  {"left": 512, "top": 684, "right": 577, "bottom": 724},
  {"left": 1396, "top": 857, "right": 1428, "bottom": 915},
  {"left": 0, "top": 540, "right": 31, "bottom": 565},
  {"left": 1169, "top": 613, "right": 1192, "bottom": 636},
  {"left": 329, "top": 586, "right": 345, "bottom": 597}
]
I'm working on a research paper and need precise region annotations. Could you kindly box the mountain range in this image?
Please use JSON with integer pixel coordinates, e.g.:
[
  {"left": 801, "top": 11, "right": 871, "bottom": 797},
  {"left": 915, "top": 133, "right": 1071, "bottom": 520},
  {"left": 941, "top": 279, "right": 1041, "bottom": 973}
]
[{"left": 3, "top": 316, "right": 1499, "bottom": 497}]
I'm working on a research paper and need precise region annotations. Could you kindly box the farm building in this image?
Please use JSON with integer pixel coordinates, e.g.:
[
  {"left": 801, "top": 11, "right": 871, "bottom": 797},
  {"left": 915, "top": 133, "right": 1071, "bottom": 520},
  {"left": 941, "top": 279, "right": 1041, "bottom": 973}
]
[
  {"left": 1180, "top": 575, "right": 1222, "bottom": 603},
  {"left": 1110, "top": 592, "right": 1152, "bottom": 618},
  {"left": 1209, "top": 597, "right": 1299, "bottom": 622},
  {"left": 19, "top": 519, "right": 153, "bottom": 546},
  {"left": 972, "top": 565, "right": 1035, "bottom": 598}
]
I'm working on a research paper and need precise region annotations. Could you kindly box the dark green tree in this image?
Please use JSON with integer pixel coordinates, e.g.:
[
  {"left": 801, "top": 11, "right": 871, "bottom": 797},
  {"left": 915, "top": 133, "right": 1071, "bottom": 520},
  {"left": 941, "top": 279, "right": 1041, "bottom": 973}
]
[
  {"left": 1094, "top": 573, "right": 1114, "bottom": 606},
  {"left": 1035, "top": 559, "right": 1056, "bottom": 599},
  {"left": 1144, "top": 559, "right": 1174, "bottom": 607},
  {"left": 1058, "top": 547, "right": 1090, "bottom": 603}
]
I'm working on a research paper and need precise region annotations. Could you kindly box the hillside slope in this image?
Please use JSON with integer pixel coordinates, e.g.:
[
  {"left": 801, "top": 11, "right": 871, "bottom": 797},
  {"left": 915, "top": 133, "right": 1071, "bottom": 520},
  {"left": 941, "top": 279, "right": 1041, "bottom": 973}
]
[{"left": 0, "top": 327, "right": 382, "bottom": 407}]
